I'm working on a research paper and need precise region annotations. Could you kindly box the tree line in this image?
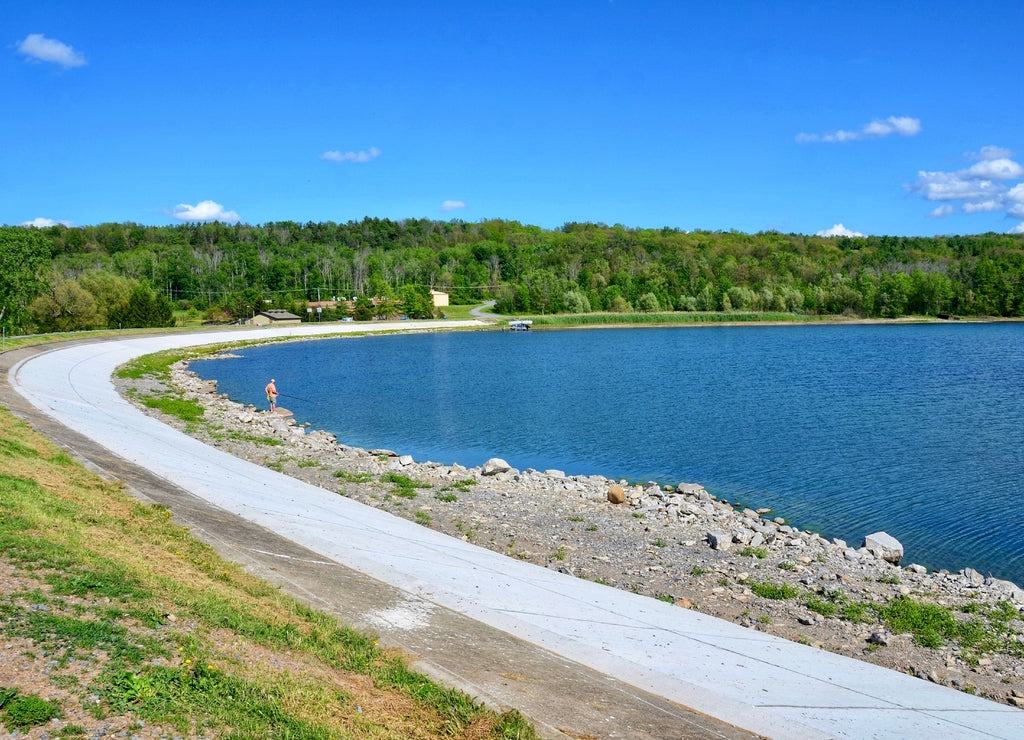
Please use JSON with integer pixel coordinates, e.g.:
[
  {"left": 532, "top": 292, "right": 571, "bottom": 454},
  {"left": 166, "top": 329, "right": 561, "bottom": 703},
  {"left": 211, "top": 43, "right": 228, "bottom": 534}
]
[{"left": 2, "top": 219, "right": 1023, "bottom": 334}]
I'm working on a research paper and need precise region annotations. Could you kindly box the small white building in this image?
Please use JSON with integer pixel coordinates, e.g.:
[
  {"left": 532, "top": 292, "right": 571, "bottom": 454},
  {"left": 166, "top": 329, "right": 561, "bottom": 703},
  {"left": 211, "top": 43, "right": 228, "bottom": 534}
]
[{"left": 430, "top": 290, "right": 449, "bottom": 308}]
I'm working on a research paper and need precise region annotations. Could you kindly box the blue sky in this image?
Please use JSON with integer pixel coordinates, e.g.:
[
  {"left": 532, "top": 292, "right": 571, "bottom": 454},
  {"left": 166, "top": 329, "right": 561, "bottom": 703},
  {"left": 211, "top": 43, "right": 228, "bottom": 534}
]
[{"left": 4, "top": 1, "right": 1024, "bottom": 237}]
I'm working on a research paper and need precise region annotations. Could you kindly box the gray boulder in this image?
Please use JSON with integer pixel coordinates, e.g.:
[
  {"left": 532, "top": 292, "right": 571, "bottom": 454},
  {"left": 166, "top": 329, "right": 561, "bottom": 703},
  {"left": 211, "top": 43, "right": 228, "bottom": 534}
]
[
  {"left": 481, "top": 458, "right": 512, "bottom": 476},
  {"left": 862, "top": 532, "right": 904, "bottom": 565}
]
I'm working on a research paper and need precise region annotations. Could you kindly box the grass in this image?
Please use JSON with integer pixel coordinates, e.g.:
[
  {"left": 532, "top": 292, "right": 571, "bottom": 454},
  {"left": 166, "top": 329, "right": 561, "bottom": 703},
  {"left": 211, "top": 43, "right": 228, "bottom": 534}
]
[
  {"left": 0, "top": 404, "right": 539, "bottom": 739},
  {"left": 746, "top": 579, "right": 799, "bottom": 600},
  {"left": 380, "top": 472, "right": 433, "bottom": 499},
  {"left": 334, "top": 470, "right": 374, "bottom": 484},
  {"left": 0, "top": 688, "right": 63, "bottom": 731},
  {"left": 440, "top": 477, "right": 478, "bottom": 493},
  {"left": 140, "top": 395, "right": 205, "bottom": 423}
]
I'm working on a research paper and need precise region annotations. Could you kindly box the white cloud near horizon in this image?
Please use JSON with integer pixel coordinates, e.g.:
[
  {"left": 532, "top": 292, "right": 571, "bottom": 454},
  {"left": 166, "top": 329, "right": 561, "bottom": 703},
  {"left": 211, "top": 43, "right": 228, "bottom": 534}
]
[
  {"left": 816, "top": 223, "right": 865, "bottom": 238},
  {"left": 797, "top": 116, "right": 921, "bottom": 144},
  {"left": 21, "top": 217, "right": 73, "bottom": 228},
  {"left": 908, "top": 146, "right": 1024, "bottom": 232},
  {"left": 16, "top": 33, "right": 87, "bottom": 68},
  {"left": 170, "top": 200, "right": 240, "bottom": 223},
  {"left": 439, "top": 200, "right": 467, "bottom": 212},
  {"left": 321, "top": 147, "right": 381, "bottom": 163}
]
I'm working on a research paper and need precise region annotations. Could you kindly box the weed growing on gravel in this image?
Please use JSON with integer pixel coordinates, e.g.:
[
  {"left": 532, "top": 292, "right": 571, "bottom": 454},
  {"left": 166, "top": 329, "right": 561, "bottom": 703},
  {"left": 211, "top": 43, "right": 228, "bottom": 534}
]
[
  {"left": 334, "top": 470, "right": 373, "bottom": 483},
  {"left": 747, "top": 579, "right": 798, "bottom": 600},
  {"left": 804, "top": 591, "right": 842, "bottom": 618},
  {"left": 441, "top": 478, "right": 477, "bottom": 493},
  {"left": 226, "top": 430, "right": 283, "bottom": 446},
  {"left": 842, "top": 601, "right": 873, "bottom": 624},
  {"left": 141, "top": 395, "right": 205, "bottom": 423},
  {"left": 380, "top": 472, "right": 432, "bottom": 498},
  {"left": 875, "top": 596, "right": 1012, "bottom": 652},
  {"left": 739, "top": 546, "right": 767, "bottom": 559},
  {"left": 0, "top": 688, "right": 62, "bottom": 731},
  {"left": 435, "top": 491, "right": 458, "bottom": 502}
]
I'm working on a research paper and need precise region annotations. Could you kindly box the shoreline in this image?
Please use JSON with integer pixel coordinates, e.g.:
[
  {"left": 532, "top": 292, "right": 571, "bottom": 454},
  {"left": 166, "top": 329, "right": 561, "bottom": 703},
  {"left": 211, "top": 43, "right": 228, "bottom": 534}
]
[{"left": 118, "top": 354, "right": 1024, "bottom": 707}]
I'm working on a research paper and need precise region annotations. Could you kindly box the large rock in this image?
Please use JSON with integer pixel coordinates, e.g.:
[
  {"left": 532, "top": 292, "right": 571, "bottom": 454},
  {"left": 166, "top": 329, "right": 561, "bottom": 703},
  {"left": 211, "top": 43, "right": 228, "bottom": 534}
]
[
  {"left": 985, "top": 577, "right": 1024, "bottom": 603},
  {"left": 862, "top": 532, "right": 904, "bottom": 565},
  {"left": 481, "top": 458, "right": 511, "bottom": 476},
  {"left": 607, "top": 485, "right": 626, "bottom": 504},
  {"left": 706, "top": 531, "right": 732, "bottom": 551}
]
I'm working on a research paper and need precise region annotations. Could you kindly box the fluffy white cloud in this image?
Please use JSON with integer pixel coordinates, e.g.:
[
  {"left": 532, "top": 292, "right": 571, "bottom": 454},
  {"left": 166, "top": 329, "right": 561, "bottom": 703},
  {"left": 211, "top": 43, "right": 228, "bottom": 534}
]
[
  {"left": 911, "top": 170, "right": 1003, "bottom": 202},
  {"left": 797, "top": 116, "right": 921, "bottom": 143},
  {"left": 321, "top": 147, "right": 381, "bottom": 163},
  {"left": 439, "top": 200, "right": 467, "bottom": 212},
  {"left": 171, "top": 200, "right": 240, "bottom": 223},
  {"left": 20, "top": 217, "right": 73, "bottom": 228},
  {"left": 816, "top": 223, "right": 864, "bottom": 237},
  {"left": 907, "top": 147, "right": 1024, "bottom": 231},
  {"left": 964, "top": 158, "right": 1023, "bottom": 180},
  {"left": 16, "top": 33, "right": 86, "bottom": 68}
]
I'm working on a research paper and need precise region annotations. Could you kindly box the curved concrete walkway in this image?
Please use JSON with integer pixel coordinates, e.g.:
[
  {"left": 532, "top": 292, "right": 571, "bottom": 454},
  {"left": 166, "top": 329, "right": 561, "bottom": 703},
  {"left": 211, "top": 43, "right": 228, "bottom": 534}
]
[{"left": 4, "top": 323, "right": 1021, "bottom": 740}]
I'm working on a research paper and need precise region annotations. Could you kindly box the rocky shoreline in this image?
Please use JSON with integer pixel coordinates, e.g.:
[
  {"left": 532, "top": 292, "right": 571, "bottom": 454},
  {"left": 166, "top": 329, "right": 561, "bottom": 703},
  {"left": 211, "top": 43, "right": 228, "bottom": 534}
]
[{"left": 119, "top": 359, "right": 1024, "bottom": 708}]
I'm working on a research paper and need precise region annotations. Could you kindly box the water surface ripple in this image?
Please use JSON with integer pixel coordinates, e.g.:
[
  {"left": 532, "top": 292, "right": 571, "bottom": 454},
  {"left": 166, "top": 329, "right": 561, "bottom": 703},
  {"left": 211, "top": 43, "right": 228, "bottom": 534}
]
[{"left": 192, "top": 323, "right": 1024, "bottom": 585}]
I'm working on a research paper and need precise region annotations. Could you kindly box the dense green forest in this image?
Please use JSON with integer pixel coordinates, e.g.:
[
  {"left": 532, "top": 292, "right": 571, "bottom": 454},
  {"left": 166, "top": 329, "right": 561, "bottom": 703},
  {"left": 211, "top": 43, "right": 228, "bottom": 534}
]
[{"left": 2, "top": 219, "right": 1024, "bottom": 334}]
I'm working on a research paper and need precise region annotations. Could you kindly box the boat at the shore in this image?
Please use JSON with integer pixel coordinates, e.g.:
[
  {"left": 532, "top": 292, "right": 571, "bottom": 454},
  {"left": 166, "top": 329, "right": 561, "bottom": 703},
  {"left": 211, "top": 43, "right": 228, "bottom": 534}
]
[{"left": 508, "top": 319, "right": 532, "bottom": 331}]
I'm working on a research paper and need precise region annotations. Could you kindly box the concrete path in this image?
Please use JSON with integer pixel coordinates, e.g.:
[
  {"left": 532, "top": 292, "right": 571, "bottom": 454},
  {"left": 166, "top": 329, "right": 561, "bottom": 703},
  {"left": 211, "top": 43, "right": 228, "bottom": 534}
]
[{"left": 5, "top": 322, "right": 1022, "bottom": 740}]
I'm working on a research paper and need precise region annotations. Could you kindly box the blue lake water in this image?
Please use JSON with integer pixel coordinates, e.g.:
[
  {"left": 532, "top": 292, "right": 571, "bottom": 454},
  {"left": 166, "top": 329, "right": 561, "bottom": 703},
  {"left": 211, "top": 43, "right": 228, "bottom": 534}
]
[{"left": 191, "top": 322, "right": 1024, "bottom": 585}]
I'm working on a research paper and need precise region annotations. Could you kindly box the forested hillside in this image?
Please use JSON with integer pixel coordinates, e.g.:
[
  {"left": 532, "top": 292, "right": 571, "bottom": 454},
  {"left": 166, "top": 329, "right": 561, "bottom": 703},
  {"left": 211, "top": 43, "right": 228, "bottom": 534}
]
[{"left": 2, "top": 219, "right": 1024, "bottom": 334}]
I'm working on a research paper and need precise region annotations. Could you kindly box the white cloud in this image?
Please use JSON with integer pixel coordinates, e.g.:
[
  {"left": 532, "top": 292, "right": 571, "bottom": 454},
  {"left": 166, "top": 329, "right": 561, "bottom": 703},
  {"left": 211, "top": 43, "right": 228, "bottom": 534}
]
[
  {"left": 961, "top": 200, "right": 1003, "bottom": 214},
  {"left": 1010, "top": 222, "right": 1024, "bottom": 234},
  {"left": 439, "top": 200, "right": 467, "bottom": 212},
  {"left": 963, "top": 158, "right": 1023, "bottom": 180},
  {"left": 170, "top": 200, "right": 240, "bottom": 223},
  {"left": 906, "top": 146, "right": 1024, "bottom": 232},
  {"left": 16, "top": 33, "right": 87, "bottom": 68},
  {"left": 1006, "top": 184, "right": 1024, "bottom": 218},
  {"left": 321, "top": 147, "right": 381, "bottom": 163},
  {"left": 816, "top": 223, "right": 864, "bottom": 237},
  {"left": 20, "top": 217, "right": 73, "bottom": 228},
  {"left": 910, "top": 170, "right": 1003, "bottom": 201},
  {"left": 797, "top": 116, "right": 921, "bottom": 144},
  {"left": 974, "top": 145, "right": 1013, "bottom": 160}
]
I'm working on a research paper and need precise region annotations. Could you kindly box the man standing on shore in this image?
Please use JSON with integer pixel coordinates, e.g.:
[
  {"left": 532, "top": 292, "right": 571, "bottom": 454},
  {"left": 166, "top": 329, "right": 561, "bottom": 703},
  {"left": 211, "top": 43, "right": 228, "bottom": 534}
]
[{"left": 265, "top": 379, "right": 278, "bottom": 412}]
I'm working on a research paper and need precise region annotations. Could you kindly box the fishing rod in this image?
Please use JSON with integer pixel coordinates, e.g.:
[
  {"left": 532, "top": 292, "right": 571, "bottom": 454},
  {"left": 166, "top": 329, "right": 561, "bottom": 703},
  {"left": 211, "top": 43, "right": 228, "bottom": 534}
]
[{"left": 276, "top": 392, "right": 321, "bottom": 406}]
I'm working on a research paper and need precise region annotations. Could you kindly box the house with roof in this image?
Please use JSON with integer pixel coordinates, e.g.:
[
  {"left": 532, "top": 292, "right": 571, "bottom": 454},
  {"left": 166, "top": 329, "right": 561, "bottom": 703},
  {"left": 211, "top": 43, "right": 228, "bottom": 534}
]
[{"left": 247, "top": 309, "right": 302, "bottom": 326}]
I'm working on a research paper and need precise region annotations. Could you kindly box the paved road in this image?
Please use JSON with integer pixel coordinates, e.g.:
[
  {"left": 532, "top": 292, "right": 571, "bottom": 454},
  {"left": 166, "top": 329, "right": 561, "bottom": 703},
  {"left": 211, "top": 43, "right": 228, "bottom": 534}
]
[{"left": 4, "top": 322, "right": 1021, "bottom": 739}]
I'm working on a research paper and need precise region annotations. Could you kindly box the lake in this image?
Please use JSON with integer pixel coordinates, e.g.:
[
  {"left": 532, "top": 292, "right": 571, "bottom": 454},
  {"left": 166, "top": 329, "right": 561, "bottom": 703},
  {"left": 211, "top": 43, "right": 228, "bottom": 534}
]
[{"left": 191, "top": 322, "right": 1024, "bottom": 585}]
